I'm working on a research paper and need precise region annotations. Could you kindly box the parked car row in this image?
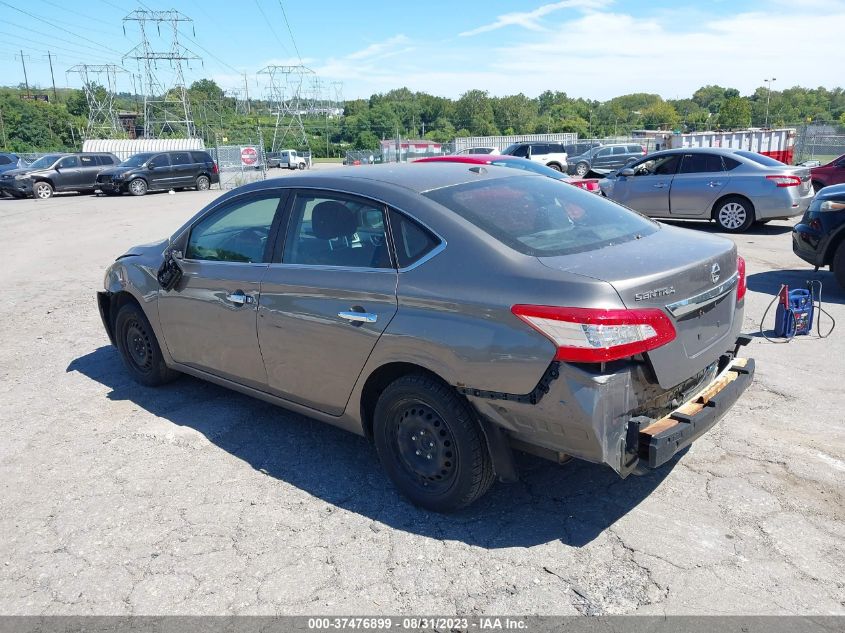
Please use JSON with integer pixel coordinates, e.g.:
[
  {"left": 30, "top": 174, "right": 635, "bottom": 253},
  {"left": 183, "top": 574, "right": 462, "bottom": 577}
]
[{"left": 0, "top": 150, "right": 219, "bottom": 199}]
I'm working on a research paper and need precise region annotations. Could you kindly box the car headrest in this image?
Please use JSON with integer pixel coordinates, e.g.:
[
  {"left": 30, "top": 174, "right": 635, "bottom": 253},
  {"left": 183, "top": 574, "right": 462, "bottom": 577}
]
[{"left": 312, "top": 201, "right": 357, "bottom": 240}]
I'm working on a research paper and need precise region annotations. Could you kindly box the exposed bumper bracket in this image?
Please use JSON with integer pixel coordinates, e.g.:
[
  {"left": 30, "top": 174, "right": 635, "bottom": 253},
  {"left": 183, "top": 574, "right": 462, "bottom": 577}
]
[{"left": 637, "top": 356, "right": 755, "bottom": 469}]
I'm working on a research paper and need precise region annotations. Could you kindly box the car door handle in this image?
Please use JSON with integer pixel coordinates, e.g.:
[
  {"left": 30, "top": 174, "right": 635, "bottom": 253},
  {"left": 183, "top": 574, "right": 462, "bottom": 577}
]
[
  {"left": 338, "top": 311, "right": 378, "bottom": 323},
  {"left": 225, "top": 291, "right": 254, "bottom": 306},
  {"left": 708, "top": 181, "right": 723, "bottom": 187},
  {"left": 652, "top": 183, "right": 667, "bottom": 188}
]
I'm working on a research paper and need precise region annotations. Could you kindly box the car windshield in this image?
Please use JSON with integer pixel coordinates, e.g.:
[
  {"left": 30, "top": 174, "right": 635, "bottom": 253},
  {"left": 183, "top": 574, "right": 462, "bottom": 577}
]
[
  {"left": 424, "top": 176, "right": 658, "bottom": 257},
  {"left": 28, "top": 154, "right": 63, "bottom": 169},
  {"left": 489, "top": 159, "right": 566, "bottom": 180},
  {"left": 120, "top": 153, "right": 154, "bottom": 167},
  {"left": 734, "top": 151, "right": 785, "bottom": 167},
  {"left": 502, "top": 144, "right": 520, "bottom": 154}
]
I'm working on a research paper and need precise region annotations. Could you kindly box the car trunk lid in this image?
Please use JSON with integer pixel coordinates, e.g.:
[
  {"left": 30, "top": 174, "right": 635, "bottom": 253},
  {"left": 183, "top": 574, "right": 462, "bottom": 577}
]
[{"left": 538, "top": 224, "right": 739, "bottom": 388}]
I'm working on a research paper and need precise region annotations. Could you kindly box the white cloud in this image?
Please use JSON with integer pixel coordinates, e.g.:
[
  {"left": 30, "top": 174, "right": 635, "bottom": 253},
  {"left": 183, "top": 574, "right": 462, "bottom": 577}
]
[
  {"left": 346, "top": 35, "right": 411, "bottom": 60},
  {"left": 459, "top": 0, "right": 586, "bottom": 36}
]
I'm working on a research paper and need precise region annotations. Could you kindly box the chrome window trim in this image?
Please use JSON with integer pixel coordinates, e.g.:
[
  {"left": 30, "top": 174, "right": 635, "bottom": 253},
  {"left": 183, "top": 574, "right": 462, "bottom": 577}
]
[{"left": 665, "top": 271, "right": 739, "bottom": 318}]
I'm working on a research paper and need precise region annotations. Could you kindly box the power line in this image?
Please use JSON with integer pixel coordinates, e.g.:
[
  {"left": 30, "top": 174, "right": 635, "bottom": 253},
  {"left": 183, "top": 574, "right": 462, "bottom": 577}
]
[
  {"left": 34, "top": 0, "right": 126, "bottom": 39},
  {"left": 0, "top": 1, "right": 126, "bottom": 56},
  {"left": 253, "top": 0, "right": 290, "bottom": 57},
  {"left": 0, "top": 19, "right": 122, "bottom": 61},
  {"left": 277, "top": 0, "right": 302, "bottom": 63}
]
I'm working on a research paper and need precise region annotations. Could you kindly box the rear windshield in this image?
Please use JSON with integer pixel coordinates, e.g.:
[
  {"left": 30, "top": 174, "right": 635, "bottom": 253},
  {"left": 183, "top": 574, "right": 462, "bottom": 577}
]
[
  {"left": 424, "top": 176, "right": 658, "bottom": 256},
  {"left": 735, "top": 151, "right": 785, "bottom": 166}
]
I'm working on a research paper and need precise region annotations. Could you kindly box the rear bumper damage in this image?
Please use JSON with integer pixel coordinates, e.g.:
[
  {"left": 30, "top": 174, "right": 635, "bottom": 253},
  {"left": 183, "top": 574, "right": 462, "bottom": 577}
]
[
  {"left": 628, "top": 356, "right": 754, "bottom": 472},
  {"left": 467, "top": 336, "right": 754, "bottom": 479}
]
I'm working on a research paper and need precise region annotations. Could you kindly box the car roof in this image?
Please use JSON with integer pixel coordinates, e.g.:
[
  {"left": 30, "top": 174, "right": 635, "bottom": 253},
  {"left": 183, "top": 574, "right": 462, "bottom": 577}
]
[
  {"left": 816, "top": 183, "right": 845, "bottom": 199},
  {"left": 233, "top": 162, "right": 541, "bottom": 196}
]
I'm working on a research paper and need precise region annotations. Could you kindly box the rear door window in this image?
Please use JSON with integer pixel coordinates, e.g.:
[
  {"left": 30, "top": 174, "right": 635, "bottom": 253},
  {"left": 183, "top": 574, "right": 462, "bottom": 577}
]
[
  {"left": 679, "top": 153, "right": 725, "bottom": 173},
  {"left": 97, "top": 155, "right": 115, "bottom": 165},
  {"left": 171, "top": 152, "right": 191, "bottom": 166},
  {"left": 424, "top": 176, "right": 658, "bottom": 257},
  {"left": 191, "top": 152, "right": 210, "bottom": 164},
  {"left": 80, "top": 155, "right": 97, "bottom": 167},
  {"left": 612, "top": 146, "right": 629, "bottom": 155},
  {"left": 531, "top": 144, "right": 549, "bottom": 155}
]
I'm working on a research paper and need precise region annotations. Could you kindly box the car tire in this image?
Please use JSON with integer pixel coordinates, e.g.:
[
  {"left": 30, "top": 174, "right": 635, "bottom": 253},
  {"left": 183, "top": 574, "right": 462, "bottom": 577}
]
[
  {"left": 114, "top": 303, "right": 179, "bottom": 387},
  {"left": 713, "top": 196, "right": 755, "bottom": 233},
  {"left": 33, "top": 181, "right": 53, "bottom": 199},
  {"left": 833, "top": 244, "right": 845, "bottom": 290},
  {"left": 546, "top": 163, "right": 562, "bottom": 172},
  {"left": 128, "top": 178, "right": 148, "bottom": 196},
  {"left": 196, "top": 175, "right": 210, "bottom": 191},
  {"left": 575, "top": 162, "right": 589, "bottom": 177},
  {"left": 373, "top": 373, "right": 495, "bottom": 512},
  {"left": 298, "top": 162, "right": 306, "bottom": 170},
  {"left": 812, "top": 181, "right": 824, "bottom": 193}
]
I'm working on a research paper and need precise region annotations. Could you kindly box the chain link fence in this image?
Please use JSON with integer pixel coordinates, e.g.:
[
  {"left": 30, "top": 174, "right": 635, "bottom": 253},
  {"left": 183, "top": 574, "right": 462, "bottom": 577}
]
[{"left": 794, "top": 126, "right": 845, "bottom": 165}]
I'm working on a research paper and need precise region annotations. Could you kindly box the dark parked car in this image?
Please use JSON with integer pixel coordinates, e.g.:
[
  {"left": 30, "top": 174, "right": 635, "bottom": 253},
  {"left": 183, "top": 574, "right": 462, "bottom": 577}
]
[
  {"left": 0, "top": 152, "right": 25, "bottom": 176},
  {"left": 793, "top": 183, "right": 845, "bottom": 289},
  {"left": 96, "top": 150, "right": 219, "bottom": 196},
  {"left": 563, "top": 142, "right": 601, "bottom": 159},
  {"left": 810, "top": 153, "right": 845, "bottom": 192},
  {"left": 567, "top": 143, "right": 647, "bottom": 177},
  {"left": 0, "top": 152, "right": 119, "bottom": 199},
  {"left": 98, "top": 164, "right": 753, "bottom": 511}
]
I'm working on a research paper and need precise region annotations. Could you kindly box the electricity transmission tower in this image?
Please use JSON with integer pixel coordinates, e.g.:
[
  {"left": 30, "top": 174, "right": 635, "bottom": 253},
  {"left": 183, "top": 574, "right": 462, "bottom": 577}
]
[
  {"left": 66, "top": 64, "right": 128, "bottom": 138},
  {"left": 258, "top": 64, "right": 314, "bottom": 151},
  {"left": 123, "top": 9, "right": 201, "bottom": 138}
]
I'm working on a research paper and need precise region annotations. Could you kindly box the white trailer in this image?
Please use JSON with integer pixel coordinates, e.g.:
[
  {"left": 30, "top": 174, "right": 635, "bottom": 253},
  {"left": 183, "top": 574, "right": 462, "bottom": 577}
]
[{"left": 656, "top": 129, "right": 796, "bottom": 164}]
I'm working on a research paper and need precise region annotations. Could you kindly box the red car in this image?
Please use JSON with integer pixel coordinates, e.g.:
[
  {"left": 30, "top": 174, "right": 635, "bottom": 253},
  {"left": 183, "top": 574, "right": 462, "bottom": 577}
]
[
  {"left": 811, "top": 154, "right": 845, "bottom": 192},
  {"left": 416, "top": 154, "right": 602, "bottom": 193}
]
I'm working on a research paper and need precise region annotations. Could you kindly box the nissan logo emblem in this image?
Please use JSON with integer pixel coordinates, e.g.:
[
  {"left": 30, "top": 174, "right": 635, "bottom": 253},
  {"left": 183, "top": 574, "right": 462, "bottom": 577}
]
[{"left": 711, "top": 263, "right": 721, "bottom": 284}]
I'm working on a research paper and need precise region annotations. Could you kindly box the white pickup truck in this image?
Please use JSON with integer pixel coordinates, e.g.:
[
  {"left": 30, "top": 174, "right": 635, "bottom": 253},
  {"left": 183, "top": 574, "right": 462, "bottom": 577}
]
[{"left": 271, "top": 149, "right": 308, "bottom": 170}]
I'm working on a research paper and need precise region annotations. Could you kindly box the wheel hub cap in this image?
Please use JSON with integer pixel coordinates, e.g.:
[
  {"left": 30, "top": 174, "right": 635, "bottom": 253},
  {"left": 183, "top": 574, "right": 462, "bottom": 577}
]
[
  {"left": 395, "top": 404, "right": 455, "bottom": 485},
  {"left": 719, "top": 203, "right": 746, "bottom": 229}
]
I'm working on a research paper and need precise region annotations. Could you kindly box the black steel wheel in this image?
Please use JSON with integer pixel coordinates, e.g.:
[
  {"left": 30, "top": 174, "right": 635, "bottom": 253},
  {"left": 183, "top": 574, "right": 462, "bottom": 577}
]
[
  {"left": 114, "top": 302, "right": 179, "bottom": 386},
  {"left": 373, "top": 374, "right": 494, "bottom": 512}
]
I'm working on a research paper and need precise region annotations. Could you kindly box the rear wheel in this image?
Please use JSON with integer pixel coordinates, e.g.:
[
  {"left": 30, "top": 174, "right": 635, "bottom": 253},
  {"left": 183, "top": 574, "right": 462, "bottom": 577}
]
[
  {"left": 373, "top": 374, "right": 494, "bottom": 512},
  {"left": 128, "top": 178, "right": 148, "bottom": 196},
  {"left": 114, "top": 303, "right": 179, "bottom": 387},
  {"left": 812, "top": 181, "right": 825, "bottom": 193},
  {"left": 195, "top": 175, "right": 210, "bottom": 191},
  {"left": 298, "top": 162, "right": 306, "bottom": 170},
  {"left": 713, "top": 196, "right": 755, "bottom": 233},
  {"left": 546, "top": 163, "right": 562, "bottom": 172},
  {"left": 575, "top": 162, "right": 589, "bottom": 177},
  {"left": 33, "top": 181, "right": 53, "bottom": 199},
  {"left": 833, "top": 244, "right": 845, "bottom": 290}
]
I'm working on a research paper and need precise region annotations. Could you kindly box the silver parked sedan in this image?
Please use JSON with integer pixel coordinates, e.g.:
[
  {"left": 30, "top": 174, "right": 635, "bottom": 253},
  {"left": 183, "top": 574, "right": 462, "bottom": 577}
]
[
  {"left": 98, "top": 164, "right": 754, "bottom": 511},
  {"left": 599, "top": 147, "right": 814, "bottom": 232}
]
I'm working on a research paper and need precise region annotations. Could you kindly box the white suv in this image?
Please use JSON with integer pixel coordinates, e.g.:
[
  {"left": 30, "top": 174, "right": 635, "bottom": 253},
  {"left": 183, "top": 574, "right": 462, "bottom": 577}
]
[{"left": 502, "top": 142, "right": 568, "bottom": 172}]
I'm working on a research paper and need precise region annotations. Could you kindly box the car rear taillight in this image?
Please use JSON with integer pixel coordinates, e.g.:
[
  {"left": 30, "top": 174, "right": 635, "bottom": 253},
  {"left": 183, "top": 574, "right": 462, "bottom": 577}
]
[
  {"left": 736, "top": 256, "right": 747, "bottom": 302},
  {"left": 570, "top": 180, "right": 600, "bottom": 192},
  {"left": 511, "top": 305, "right": 676, "bottom": 363},
  {"left": 766, "top": 175, "right": 800, "bottom": 187},
  {"left": 212, "top": 162, "right": 219, "bottom": 174}
]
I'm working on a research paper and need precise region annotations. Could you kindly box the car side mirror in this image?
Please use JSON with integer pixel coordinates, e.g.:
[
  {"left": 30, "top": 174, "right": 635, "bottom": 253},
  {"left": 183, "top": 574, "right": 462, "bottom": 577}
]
[{"left": 619, "top": 168, "right": 635, "bottom": 177}]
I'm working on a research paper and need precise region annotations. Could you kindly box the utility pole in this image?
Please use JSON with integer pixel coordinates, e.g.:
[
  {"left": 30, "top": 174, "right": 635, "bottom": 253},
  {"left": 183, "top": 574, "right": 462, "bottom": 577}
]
[
  {"left": 764, "top": 77, "right": 777, "bottom": 128},
  {"left": 17, "top": 51, "right": 31, "bottom": 98},
  {"left": 45, "top": 51, "right": 58, "bottom": 102},
  {"left": 242, "top": 72, "right": 250, "bottom": 114},
  {"left": 0, "top": 108, "right": 7, "bottom": 151}
]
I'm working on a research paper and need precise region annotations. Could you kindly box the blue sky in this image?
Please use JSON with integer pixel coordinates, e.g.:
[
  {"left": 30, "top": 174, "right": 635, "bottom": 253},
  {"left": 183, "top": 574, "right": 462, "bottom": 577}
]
[{"left": 1, "top": 0, "right": 843, "bottom": 101}]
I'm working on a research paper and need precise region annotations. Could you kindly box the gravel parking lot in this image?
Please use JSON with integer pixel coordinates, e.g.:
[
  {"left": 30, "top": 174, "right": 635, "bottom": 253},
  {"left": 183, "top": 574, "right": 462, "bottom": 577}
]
[{"left": 1, "top": 169, "right": 843, "bottom": 615}]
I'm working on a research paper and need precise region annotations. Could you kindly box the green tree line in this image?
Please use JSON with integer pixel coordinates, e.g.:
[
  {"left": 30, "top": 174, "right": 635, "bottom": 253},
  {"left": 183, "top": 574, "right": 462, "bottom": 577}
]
[{"left": 2, "top": 81, "right": 844, "bottom": 156}]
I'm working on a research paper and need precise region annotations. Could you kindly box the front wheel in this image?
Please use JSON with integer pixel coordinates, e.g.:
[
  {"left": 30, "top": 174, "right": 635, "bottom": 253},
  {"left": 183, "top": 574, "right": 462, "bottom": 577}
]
[
  {"left": 575, "top": 162, "right": 589, "bottom": 177},
  {"left": 812, "top": 181, "right": 824, "bottom": 193},
  {"left": 833, "top": 245, "right": 845, "bottom": 290},
  {"left": 298, "top": 162, "right": 306, "bottom": 170},
  {"left": 373, "top": 374, "right": 495, "bottom": 512},
  {"left": 195, "top": 175, "right": 210, "bottom": 191},
  {"left": 33, "top": 181, "right": 54, "bottom": 199},
  {"left": 546, "top": 163, "right": 562, "bottom": 172},
  {"left": 128, "top": 178, "right": 148, "bottom": 196},
  {"left": 114, "top": 303, "right": 179, "bottom": 387},
  {"left": 714, "top": 196, "right": 755, "bottom": 233}
]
